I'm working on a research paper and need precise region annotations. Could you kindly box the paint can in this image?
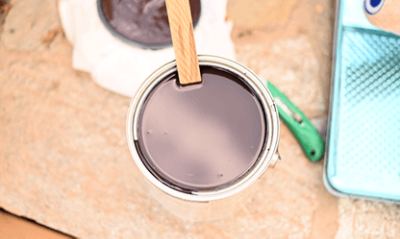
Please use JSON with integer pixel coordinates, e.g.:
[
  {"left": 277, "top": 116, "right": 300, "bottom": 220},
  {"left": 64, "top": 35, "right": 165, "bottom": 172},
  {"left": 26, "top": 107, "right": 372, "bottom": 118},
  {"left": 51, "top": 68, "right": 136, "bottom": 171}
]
[
  {"left": 97, "top": 0, "right": 201, "bottom": 50},
  {"left": 126, "top": 55, "right": 280, "bottom": 220}
]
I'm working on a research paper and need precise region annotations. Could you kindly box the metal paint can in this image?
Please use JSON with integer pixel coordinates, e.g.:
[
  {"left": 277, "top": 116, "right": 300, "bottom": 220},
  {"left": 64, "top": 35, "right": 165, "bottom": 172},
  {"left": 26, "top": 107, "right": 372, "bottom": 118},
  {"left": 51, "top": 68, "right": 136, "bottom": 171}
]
[
  {"left": 97, "top": 0, "right": 201, "bottom": 50},
  {"left": 126, "top": 55, "right": 280, "bottom": 220}
]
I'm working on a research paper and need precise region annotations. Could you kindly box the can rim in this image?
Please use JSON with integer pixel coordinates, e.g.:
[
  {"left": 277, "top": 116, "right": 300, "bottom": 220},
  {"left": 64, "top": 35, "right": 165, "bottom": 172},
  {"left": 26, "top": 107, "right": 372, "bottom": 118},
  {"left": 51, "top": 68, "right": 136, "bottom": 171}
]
[
  {"left": 126, "top": 55, "right": 280, "bottom": 201},
  {"left": 97, "top": 0, "right": 202, "bottom": 50}
]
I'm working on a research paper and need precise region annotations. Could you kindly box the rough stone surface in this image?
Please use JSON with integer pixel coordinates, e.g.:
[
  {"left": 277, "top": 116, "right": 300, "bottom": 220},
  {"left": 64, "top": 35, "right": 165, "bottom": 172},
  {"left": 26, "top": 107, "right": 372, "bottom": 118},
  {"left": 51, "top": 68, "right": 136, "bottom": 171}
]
[
  {"left": 1, "top": 0, "right": 61, "bottom": 51},
  {"left": 0, "top": 0, "right": 399, "bottom": 238},
  {"left": 227, "top": 0, "right": 299, "bottom": 29},
  {"left": 335, "top": 199, "right": 400, "bottom": 238}
]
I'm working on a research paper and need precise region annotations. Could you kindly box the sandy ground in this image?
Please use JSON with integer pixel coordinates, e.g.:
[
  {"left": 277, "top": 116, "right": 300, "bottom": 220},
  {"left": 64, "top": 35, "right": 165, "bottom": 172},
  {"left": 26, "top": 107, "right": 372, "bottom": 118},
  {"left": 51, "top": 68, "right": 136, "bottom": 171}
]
[{"left": 0, "top": 0, "right": 399, "bottom": 238}]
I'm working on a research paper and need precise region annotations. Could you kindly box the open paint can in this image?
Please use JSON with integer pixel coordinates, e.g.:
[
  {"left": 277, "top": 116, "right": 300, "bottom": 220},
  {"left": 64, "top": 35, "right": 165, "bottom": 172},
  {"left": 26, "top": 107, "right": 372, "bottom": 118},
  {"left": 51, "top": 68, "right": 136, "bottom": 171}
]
[
  {"left": 126, "top": 56, "right": 280, "bottom": 220},
  {"left": 97, "top": 0, "right": 201, "bottom": 50}
]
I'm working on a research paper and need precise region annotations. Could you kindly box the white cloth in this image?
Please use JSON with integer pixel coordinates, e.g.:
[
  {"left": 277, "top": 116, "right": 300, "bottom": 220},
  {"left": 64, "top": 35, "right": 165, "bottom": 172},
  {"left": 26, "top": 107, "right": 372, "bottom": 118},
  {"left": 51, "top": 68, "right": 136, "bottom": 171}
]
[{"left": 58, "top": 0, "right": 236, "bottom": 97}]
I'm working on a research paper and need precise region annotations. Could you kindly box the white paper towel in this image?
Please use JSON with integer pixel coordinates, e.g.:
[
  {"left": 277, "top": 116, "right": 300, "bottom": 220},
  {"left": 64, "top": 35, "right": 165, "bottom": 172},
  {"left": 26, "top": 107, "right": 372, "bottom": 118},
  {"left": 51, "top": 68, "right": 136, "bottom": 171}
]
[{"left": 58, "top": 0, "right": 236, "bottom": 97}]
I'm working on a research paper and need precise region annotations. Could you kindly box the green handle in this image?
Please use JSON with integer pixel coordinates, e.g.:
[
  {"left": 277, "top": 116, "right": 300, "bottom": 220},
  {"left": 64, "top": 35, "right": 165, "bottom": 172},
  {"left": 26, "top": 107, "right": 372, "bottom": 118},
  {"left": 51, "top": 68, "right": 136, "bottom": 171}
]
[{"left": 266, "top": 81, "right": 325, "bottom": 162}]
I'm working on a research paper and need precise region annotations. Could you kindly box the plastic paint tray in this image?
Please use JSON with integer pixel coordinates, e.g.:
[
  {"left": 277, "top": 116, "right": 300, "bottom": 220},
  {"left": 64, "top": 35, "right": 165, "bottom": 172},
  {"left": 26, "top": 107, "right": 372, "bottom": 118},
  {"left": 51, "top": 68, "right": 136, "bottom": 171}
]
[{"left": 324, "top": 0, "right": 400, "bottom": 202}]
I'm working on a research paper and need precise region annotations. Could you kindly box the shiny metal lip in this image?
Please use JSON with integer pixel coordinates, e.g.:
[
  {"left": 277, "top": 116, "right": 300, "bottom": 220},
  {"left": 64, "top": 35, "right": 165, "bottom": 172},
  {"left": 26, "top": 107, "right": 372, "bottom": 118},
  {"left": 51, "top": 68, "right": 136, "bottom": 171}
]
[{"left": 126, "top": 55, "right": 280, "bottom": 202}]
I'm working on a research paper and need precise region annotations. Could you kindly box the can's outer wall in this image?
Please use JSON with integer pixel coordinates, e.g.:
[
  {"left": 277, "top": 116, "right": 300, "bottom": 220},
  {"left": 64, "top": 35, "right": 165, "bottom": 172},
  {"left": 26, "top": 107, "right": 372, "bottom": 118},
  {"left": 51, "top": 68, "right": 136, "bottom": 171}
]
[
  {"left": 126, "top": 56, "right": 280, "bottom": 221},
  {"left": 148, "top": 177, "right": 257, "bottom": 221}
]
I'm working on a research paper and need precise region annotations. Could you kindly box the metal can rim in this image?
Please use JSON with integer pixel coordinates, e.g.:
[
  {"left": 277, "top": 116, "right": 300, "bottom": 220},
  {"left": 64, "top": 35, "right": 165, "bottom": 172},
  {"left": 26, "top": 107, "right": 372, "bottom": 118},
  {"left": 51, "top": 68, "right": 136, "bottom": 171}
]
[{"left": 126, "top": 55, "right": 280, "bottom": 201}]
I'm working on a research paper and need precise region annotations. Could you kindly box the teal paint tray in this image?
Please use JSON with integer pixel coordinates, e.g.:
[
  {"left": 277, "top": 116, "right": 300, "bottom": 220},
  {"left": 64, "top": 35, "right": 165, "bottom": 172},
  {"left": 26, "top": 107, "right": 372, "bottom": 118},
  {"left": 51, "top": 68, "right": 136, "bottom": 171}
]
[{"left": 324, "top": 0, "right": 400, "bottom": 202}]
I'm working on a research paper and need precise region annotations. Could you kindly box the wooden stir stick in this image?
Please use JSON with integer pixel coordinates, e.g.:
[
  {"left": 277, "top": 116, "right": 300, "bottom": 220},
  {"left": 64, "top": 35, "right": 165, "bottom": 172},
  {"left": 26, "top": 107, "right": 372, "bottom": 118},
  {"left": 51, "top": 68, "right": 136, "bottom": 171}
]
[{"left": 165, "top": 0, "right": 202, "bottom": 85}]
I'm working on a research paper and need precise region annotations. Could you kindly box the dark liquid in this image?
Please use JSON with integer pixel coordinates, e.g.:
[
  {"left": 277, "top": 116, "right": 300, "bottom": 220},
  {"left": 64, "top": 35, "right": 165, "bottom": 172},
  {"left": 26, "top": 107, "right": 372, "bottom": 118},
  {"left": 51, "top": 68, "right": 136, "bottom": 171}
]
[
  {"left": 136, "top": 66, "right": 266, "bottom": 191},
  {"left": 101, "top": 0, "right": 200, "bottom": 46}
]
